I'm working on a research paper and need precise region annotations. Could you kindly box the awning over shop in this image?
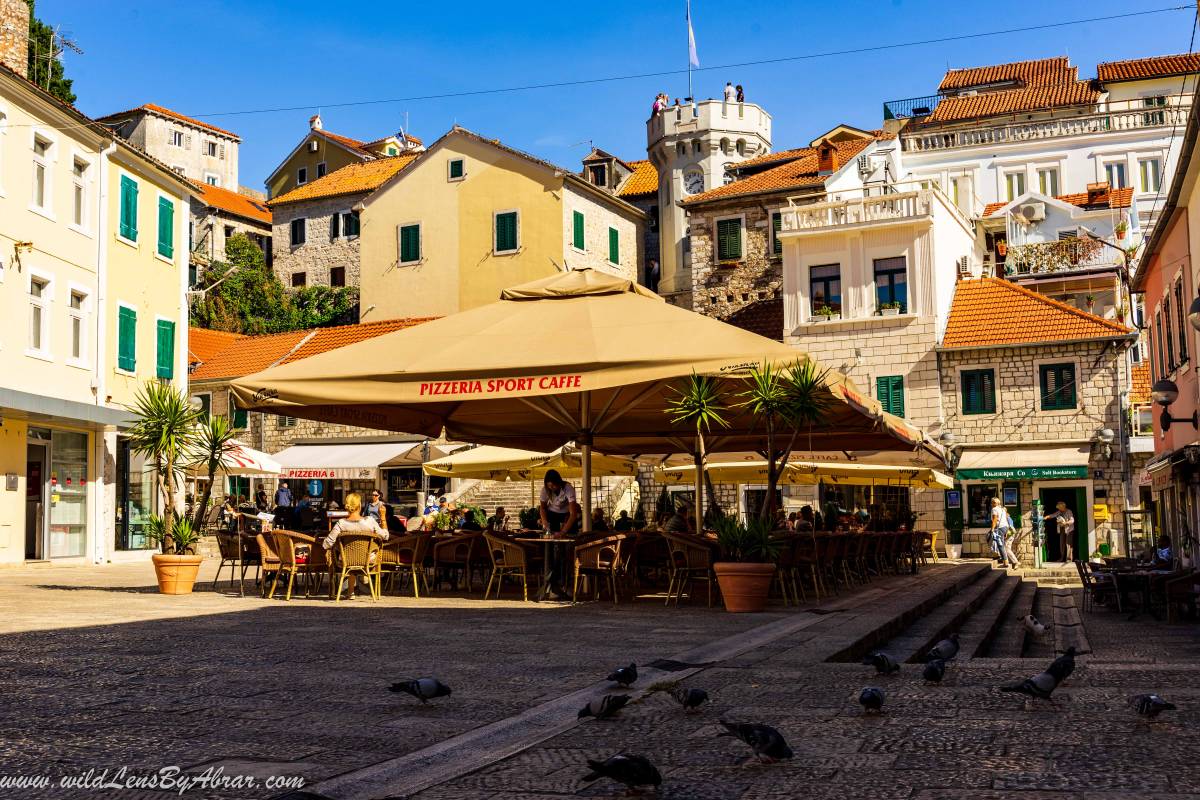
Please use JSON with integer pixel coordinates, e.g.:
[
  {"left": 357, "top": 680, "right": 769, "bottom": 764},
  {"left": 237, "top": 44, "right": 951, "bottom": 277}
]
[
  {"left": 956, "top": 445, "right": 1090, "bottom": 481},
  {"left": 272, "top": 441, "right": 446, "bottom": 480}
]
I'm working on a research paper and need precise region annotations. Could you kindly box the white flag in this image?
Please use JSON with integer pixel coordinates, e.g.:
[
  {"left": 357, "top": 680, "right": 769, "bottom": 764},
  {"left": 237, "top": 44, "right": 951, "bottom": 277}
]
[{"left": 687, "top": 0, "right": 700, "bottom": 68}]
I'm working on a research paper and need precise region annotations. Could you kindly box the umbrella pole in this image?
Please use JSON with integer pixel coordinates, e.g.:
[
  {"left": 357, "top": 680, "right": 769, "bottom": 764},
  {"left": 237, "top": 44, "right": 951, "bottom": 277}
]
[{"left": 581, "top": 394, "right": 592, "bottom": 534}]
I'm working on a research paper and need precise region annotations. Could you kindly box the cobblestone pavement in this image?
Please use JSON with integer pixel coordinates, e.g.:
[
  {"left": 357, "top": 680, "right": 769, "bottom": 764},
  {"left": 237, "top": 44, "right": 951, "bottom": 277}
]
[{"left": 0, "top": 561, "right": 1196, "bottom": 800}]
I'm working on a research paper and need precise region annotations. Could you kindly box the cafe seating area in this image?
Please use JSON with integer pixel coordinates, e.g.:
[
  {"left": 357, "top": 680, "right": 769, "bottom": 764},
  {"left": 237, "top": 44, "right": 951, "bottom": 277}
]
[{"left": 1076, "top": 557, "right": 1200, "bottom": 622}]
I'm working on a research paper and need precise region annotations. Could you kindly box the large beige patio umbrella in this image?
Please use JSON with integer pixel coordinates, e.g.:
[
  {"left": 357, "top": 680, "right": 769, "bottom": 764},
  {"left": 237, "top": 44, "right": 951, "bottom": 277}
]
[
  {"left": 232, "top": 269, "right": 943, "bottom": 529},
  {"left": 423, "top": 444, "right": 638, "bottom": 481},
  {"left": 654, "top": 460, "right": 954, "bottom": 489}
]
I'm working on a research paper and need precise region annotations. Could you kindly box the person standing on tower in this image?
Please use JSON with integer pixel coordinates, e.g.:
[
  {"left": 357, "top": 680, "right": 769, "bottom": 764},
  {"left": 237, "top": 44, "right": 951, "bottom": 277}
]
[
  {"left": 736, "top": 84, "right": 745, "bottom": 102},
  {"left": 724, "top": 82, "right": 735, "bottom": 102}
]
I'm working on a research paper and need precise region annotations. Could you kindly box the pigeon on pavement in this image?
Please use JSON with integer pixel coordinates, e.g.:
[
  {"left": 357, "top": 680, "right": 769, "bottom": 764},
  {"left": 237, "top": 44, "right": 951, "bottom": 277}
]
[
  {"left": 862, "top": 651, "right": 900, "bottom": 675},
  {"left": 389, "top": 678, "right": 452, "bottom": 703},
  {"left": 925, "top": 633, "right": 960, "bottom": 662},
  {"left": 718, "top": 721, "right": 794, "bottom": 764},
  {"left": 1131, "top": 694, "right": 1177, "bottom": 719},
  {"left": 578, "top": 694, "right": 630, "bottom": 720},
  {"left": 999, "top": 670, "right": 1060, "bottom": 703},
  {"left": 922, "top": 658, "right": 946, "bottom": 683},
  {"left": 1023, "top": 614, "right": 1050, "bottom": 637},
  {"left": 607, "top": 663, "right": 638, "bottom": 688},
  {"left": 581, "top": 753, "right": 662, "bottom": 794},
  {"left": 858, "top": 687, "right": 885, "bottom": 714},
  {"left": 1046, "top": 647, "right": 1076, "bottom": 683},
  {"left": 672, "top": 687, "right": 709, "bottom": 712}
]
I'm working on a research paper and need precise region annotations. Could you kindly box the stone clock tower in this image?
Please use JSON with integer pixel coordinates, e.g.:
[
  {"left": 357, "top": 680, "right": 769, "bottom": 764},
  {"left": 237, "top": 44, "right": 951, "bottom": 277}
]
[{"left": 646, "top": 98, "right": 771, "bottom": 306}]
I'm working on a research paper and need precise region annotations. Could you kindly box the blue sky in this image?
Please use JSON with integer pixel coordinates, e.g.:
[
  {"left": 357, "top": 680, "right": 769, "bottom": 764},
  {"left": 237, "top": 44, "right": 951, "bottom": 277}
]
[{"left": 44, "top": 0, "right": 1196, "bottom": 191}]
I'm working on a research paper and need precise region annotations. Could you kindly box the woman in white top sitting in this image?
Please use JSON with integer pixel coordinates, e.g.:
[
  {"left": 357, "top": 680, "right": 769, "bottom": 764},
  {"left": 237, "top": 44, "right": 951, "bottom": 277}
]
[{"left": 324, "top": 492, "right": 389, "bottom": 597}]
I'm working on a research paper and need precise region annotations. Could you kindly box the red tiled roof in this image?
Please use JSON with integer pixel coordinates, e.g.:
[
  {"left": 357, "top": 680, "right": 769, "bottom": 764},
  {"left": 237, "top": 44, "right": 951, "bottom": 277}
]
[
  {"left": 731, "top": 147, "right": 811, "bottom": 171},
  {"left": 943, "top": 278, "right": 1132, "bottom": 349},
  {"left": 616, "top": 159, "right": 658, "bottom": 197},
  {"left": 268, "top": 154, "right": 419, "bottom": 207},
  {"left": 1097, "top": 53, "right": 1200, "bottom": 83},
  {"left": 682, "top": 138, "right": 873, "bottom": 205},
  {"left": 279, "top": 318, "right": 436, "bottom": 365},
  {"left": 983, "top": 186, "right": 1134, "bottom": 217},
  {"left": 724, "top": 298, "right": 783, "bottom": 342},
  {"left": 1130, "top": 362, "right": 1151, "bottom": 405},
  {"left": 191, "top": 181, "right": 271, "bottom": 225},
  {"left": 928, "top": 82, "right": 1099, "bottom": 123},
  {"left": 97, "top": 103, "right": 239, "bottom": 140},
  {"left": 320, "top": 129, "right": 370, "bottom": 154},
  {"left": 188, "top": 328, "right": 245, "bottom": 367},
  {"left": 939, "top": 57, "right": 1075, "bottom": 92}
]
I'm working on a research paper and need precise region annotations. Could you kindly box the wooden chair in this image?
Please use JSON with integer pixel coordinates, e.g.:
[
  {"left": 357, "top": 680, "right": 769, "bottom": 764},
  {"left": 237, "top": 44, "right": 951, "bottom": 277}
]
[
  {"left": 572, "top": 534, "right": 627, "bottom": 605},
  {"left": 255, "top": 532, "right": 281, "bottom": 598},
  {"left": 483, "top": 532, "right": 533, "bottom": 601},
  {"left": 332, "top": 533, "right": 383, "bottom": 602},
  {"left": 212, "top": 533, "right": 245, "bottom": 589},
  {"left": 432, "top": 532, "right": 481, "bottom": 592},
  {"left": 381, "top": 534, "right": 432, "bottom": 597},
  {"left": 1075, "top": 560, "right": 1119, "bottom": 613},
  {"left": 662, "top": 532, "right": 717, "bottom": 607}
]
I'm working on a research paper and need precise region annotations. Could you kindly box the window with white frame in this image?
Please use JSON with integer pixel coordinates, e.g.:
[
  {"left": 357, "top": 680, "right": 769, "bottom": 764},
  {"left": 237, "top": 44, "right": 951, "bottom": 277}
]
[
  {"left": 1133, "top": 405, "right": 1153, "bottom": 436},
  {"left": 1143, "top": 95, "right": 1167, "bottom": 125},
  {"left": 28, "top": 276, "right": 50, "bottom": 355},
  {"left": 1105, "top": 161, "right": 1127, "bottom": 189},
  {"left": 1139, "top": 158, "right": 1162, "bottom": 194},
  {"left": 32, "top": 134, "right": 52, "bottom": 211},
  {"left": 1004, "top": 171, "right": 1025, "bottom": 201},
  {"left": 169, "top": 130, "right": 184, "bottom": 147},
  {"left": 203, "top": 173, "right": 219, "bottom": 187},
  {"left": 68, "top": 289, "right": 88, "bottom": 364},
  {"left": 297, "top": 166, "right": 308, "bottom": 185},
  {"left": 205, "top": 140, "right": 218, "bottom": 157},
  {"left": 1037, "top": 167, "right": 1059, "bottom": 197},
  {"left": 72, "top": 157, "right": 88, "bottom": 229}
]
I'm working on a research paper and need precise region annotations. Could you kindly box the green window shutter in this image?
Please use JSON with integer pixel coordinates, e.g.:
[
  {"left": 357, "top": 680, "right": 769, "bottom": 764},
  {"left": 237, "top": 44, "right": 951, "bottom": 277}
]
[
  {"left": 716, "top": 218, "right": 742, "bottom": 261},
  {"left": 962, "top": 369, "right": 995, "bottom": 414},
  {"left": 496, "top": 212, "right": 518, "bottom": 252},
  {"left": 330, "top": 213, "right": 340, "bottom": 239},
  {"left": 608, "top": 227, "right": 619, "bottom": 264},
  {"left": 572, "top": 211, "right": 585, "bottom": 250},
  {"left": 400, "top": 224, "right": 421, "bottom": 263},
  {"left": 772, "top": 212, "right": 782, "bottom": 255},
  {"left": 155, "top": 319, "right": 175, "bottom": 379},
  {"left": 1040, "top": 363, "right": 1076, "bottom": 410},
  {"left": 117, "top": 307, "right": 137, "bottom": 372},
  {"left": 231, "top": 397, "right": 248, "bottom": 430},
  {"left": 157, "top": 197, "right": 174, "bottom": 258},
  {"left": 345, "top": 211, "right": 360, "bottom": 237},
  {"left": 119, "top": 176, "right": 138, "bottom": 241},
  {"left": 875, "top": 375, "right": 904, "bottom": 417},
  {"left": 449, "top": 159, "right": 464, "bottom": 179}
]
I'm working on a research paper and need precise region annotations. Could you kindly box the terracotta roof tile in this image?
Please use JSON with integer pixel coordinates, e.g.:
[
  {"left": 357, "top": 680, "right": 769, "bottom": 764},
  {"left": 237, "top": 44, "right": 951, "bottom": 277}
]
[
  {"left": 682, "top": 138, "right": 872, "bottom": 205},
  {"left": 927, "top": 81, "right": 1098, "bottom": 123},
  {"left": 616, "top": 159, "right": 658, "bottom": 197},
  {"left": 983, "top": 186, "right": 1134, "bottom": 217},
  {"left": 97, "top": 103, "right": 240, "bottom": 140},
  {"left": 187, "top": 328, "right": 245, "bottom": 367},
  {"left": 1130, "top": 362, "right": 1151, "bottom": 405},
  {"left": 1097, "top": 53, "right": 1200, "bottom": 83},
  {"left": 939, "top": 57, "right": 1075, "bottom": 91},
  {"left": 191, "top": 181, "right": 271, "bottom": 225},
  {"left": 731, "top": 147, "right": 811, "bottom": 171},
  {"left": 943, "top": 278, "right": 1132, "bottom": 349},
  {"left": 279, "top": 318, "right": 436, "bottom": 365},
  {"left": 724, "top": 298, "right": 783, "bottom": 341},
  {"left": 189, "top": 330, "right": 310, "bottom": 381},
  {"left": 319, "top": 129, "right": 370, "bottom": 153},
  {"left": 268, "top": 154, "right": 419, "bottom": 207}
]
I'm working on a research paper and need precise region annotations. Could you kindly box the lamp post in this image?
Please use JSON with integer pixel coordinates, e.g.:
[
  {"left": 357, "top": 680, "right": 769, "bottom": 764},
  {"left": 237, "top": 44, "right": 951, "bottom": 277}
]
[
  {"left": 1152, "top": 379, "right": 1198, "bottom": 433},
  {"left": 1094, "top": 427, "right": 1115, "bottom": 460}
]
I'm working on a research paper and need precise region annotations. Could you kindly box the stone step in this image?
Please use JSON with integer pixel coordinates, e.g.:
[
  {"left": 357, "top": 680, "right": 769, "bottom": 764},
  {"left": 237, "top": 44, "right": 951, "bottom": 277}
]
[
  {"left": 985, "top": 578, "right": 1039, "bottom": 658},
  {"left": 956, "top": 572, "right": 1022, "bottom": 659},
  {"left": 870, "top": 568, "right": 1006, "bottom": 664},
  {"left": 1052, "top": 588, "right": 1092, "bottom": 655}
]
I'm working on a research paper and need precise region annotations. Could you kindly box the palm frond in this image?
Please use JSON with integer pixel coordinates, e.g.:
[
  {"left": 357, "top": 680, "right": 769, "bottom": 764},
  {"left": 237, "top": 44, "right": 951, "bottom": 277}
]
[{"left": 666, "top": 372, "right": 729, "bottom": 434}]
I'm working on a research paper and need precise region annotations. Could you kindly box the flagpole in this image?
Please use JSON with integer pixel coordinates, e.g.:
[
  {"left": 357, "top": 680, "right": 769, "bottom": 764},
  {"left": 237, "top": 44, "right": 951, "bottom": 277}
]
[{"left": 686, "top": 0, "right": 693, "bottom": 102}]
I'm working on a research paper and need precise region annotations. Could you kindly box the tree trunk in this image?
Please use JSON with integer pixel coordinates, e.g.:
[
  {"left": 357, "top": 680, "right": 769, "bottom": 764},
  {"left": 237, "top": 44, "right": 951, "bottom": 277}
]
[
  {"left": 694, "top": 432, "right": 706, "bottom": 534},
  {"left": 761, "top": 416, "right": 777, "bottom": 523},
  {"left": 191, "top": 461, "right": 218, "bottom": 533}
]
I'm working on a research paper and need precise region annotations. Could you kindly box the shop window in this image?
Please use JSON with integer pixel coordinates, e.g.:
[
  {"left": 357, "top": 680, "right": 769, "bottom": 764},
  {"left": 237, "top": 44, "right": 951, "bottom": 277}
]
[{"left": 966, "top": 483, "right": 999, "bottom": 528}]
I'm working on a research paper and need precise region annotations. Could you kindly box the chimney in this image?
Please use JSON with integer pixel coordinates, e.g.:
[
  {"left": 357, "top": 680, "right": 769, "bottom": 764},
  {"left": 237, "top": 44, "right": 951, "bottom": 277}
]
[
  {"left": 1086, "top": 181, "right": 1109, "bottom": 205},
  {"left": 0, "top": 0, "right": 30, "bottom": 79},
  {"left": 817, "top": 140, "right": 839, "bottom": 175},
  {"left": 309, "top": 113, "right": 323, "bottom": 130}
]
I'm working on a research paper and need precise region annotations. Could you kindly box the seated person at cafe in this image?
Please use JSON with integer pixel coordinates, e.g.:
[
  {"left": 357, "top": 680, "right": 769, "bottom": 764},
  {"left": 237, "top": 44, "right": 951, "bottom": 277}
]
[
  {"left": 460, "top": 507, "right": 484, "bottom": 531},
  {"left": 365, "top": 490, "right": 389, "bottom": 529},
  {"left": 591, "top": 507, "right": 609, "bottom": 531},
  {"left": 662, "top": 502, "right": 693, "bottom": 534},
  {"left": 487, "top": 507, "right": 509, "bottom": 532},
  {"left": 1142, "top": 534, "right": 1173, "bottom": 569},
  {"left": 796, "top": 506, "right": 815, "bottom": 532},
  {"left": 323, "top": 492, "right": 390, "bottom": 597},
  {"left": 613, "top": 509, "right": 634, "bottom": 532}
]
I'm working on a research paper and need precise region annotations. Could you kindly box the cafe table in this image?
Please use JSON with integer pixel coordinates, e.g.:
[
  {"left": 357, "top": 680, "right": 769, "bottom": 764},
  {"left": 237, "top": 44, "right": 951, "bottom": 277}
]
[
  {"left": 514, "top": 532, "right": 576, "bottom": 601},
  {"left": 1113, "top": 568, "right": 1172, "bottom": 621}
]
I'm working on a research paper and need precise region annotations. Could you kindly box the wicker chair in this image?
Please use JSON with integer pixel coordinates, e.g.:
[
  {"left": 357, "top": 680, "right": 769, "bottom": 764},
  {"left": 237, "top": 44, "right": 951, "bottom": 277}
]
[
  {"left": 572, "top": 534, "right": 627, "bottom": 605},
  {"left": 269, "top": 531, "right": 308, "bottom": 601},
  {"left": 281, "top": 530, "right": 332, "bottom": 598},
  {"left": 661, "top": 532, "right": 717, "bottom": 607},
  {"left": 331, "top": 533, "right": 383, "bottom": 602},
  {"left": 200, "top": 503, "right": 224, "bottom": 535},
  {"left": 432, "top": 532, "right": 481, "bottom": 592},
  {"left": 255, "top": 532, "right": 281, "bottom": 598},
  {"left": 212, "top": 533, "right": 245, "bottom": 589},
  {"left": 381, "top": 534, "right": 432, "bottom": 597},
  {"left": 483, "top": 532, "right": 533, "bottom": 601}
]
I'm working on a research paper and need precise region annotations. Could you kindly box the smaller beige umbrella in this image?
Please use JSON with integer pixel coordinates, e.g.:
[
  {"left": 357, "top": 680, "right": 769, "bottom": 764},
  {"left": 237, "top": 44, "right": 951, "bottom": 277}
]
[
  {"left": 423, "top": 444, "right": 638, "bottom": 481},
  {"left": 655, "top": 460, "right": 953, "bottom": 489}
]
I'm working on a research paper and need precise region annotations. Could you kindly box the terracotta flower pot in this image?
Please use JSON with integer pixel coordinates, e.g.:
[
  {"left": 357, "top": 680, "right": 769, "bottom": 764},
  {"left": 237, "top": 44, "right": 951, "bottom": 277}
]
[
  {"left": 713, "top": 562, "right": 776, "bottom": 613},
  {"left": 152, "top": 554, "right": 204, "bottom": 595}
]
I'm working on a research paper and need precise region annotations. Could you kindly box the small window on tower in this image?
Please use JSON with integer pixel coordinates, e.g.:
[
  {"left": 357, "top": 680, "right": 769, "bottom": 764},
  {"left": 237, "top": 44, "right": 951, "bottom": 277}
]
[{"left": 588, "top": 164, "right": 607, "bottom": 187}]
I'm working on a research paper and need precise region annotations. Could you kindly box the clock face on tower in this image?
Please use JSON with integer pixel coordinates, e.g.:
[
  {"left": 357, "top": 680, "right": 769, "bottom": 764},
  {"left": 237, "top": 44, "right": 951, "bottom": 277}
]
[{"left": 683, "top": 169, "right": 705, "bottom": 195}]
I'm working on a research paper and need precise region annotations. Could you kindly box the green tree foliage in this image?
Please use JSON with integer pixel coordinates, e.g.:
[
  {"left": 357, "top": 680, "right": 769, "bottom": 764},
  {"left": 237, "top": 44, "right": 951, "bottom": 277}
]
[
  {"left": 189, "top": 234, "right": 359, "bottom": 333},
  {"left": 26, "top": 1, "right": 76, "bottom": 105}
]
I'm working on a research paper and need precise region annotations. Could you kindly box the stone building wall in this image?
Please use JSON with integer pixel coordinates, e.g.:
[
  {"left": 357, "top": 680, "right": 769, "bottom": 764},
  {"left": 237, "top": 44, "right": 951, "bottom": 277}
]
[
  {"left": 271, "top": 194, "right": 365, "bottom": 288},
  {"left": 687, "top": 197, "right": 785, "bottom": 320},
  {"left": 189, "top": 200, "right": 271, "bottom": 270},
  {"left": 561, "top": 183, "right": 643, "bottom": 280},
  {"left": 0, "top": 0, "right": 29, "bottom": 78},
  {"left": 625, "top": 195, "right": 660, "bottom": 287}
]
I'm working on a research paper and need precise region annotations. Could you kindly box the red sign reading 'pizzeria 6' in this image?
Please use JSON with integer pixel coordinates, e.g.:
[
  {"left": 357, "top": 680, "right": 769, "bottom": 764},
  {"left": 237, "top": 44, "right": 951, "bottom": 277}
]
[{"left": 418, "top": 374, "right": 583, "bottom": 396}]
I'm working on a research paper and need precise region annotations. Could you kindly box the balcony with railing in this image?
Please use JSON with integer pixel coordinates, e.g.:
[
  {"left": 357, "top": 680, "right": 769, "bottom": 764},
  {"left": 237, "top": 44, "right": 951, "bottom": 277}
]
[
  {"left": 883, "top": 94, "right": 943, "bottom": 120},
  {"left": 899, "top": 96, "right": 1192, "bottom": 153},
  {"left": 780, "top": 190, "right": 932, "bottom": 236},
  {"left": 1003, "top": 237, "right": 1120, "bottom": 277}
]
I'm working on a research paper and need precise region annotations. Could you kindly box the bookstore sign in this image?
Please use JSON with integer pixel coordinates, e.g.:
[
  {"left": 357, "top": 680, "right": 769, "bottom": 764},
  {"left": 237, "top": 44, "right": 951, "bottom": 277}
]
[{"left": 956, "top": 465, "right": 1088, "bottom": 481}]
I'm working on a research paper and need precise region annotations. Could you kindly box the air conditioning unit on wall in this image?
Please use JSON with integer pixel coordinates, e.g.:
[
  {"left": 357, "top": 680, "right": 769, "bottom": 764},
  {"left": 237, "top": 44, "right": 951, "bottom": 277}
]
[{"left": 1017, "top": 202, "right": 1046, "bottom": 223}]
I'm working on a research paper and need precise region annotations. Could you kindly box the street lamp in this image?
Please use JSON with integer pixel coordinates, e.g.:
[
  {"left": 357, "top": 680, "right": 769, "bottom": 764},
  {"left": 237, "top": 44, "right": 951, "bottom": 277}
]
[
  {"left": 1093, "top": 427, "right": 1115, "bottom": 459},
  {"left": 939, "top": 430, "right": 956, "bottom": 447},
  {"left": 1189, "top": 295, "right": 1200, "bottom": 331},
  {"left": 1152, "top": 378, "right": 1198, "bottom": 431}
]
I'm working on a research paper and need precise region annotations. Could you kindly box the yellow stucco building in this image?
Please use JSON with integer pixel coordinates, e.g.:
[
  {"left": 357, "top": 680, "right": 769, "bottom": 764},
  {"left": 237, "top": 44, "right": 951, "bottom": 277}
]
[
  {"left": 360, "top": 127, "right": 646, "bottom": 319},
  {"left": 0, "top": 62, "right": 192, "bottom": 565}
]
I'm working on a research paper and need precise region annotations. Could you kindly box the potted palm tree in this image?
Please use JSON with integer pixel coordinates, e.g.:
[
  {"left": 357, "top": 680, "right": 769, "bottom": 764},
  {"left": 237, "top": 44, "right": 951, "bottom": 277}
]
[
  {"left": 126, "top": 381, "right": 204, "bottom": 594},
  {"left": 667, "top": 372, "right": 729, "bottom": 530},
  {"left": 711, "top": 516, "right": 780, "bottom": 612},
  {"left": 188, "top": 414, "right": 237, "bottom": 534}
]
